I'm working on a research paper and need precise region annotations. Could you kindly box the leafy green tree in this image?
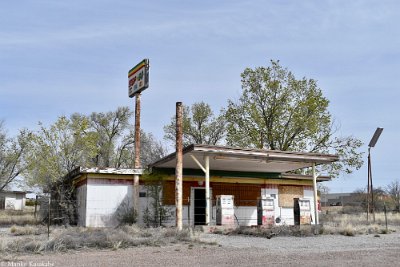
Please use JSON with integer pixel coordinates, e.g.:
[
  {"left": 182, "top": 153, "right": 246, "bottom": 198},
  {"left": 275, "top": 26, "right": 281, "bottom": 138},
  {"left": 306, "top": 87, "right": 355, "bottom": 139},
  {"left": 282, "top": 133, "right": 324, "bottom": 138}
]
[
  {"left": 25, "top": 115, "right": 97, "bottom": 188},
  {"left": 0, "top": 121, "right": 32, "bottom": 191},
  {"left": 225, "top": 60, "right": 363, "bottom": 177},
  {"left": 164, "top": 102, "right": 226, "bottom": 147},
  {"left": 25, "top": 107, "right": 166, "bottom": 189}
]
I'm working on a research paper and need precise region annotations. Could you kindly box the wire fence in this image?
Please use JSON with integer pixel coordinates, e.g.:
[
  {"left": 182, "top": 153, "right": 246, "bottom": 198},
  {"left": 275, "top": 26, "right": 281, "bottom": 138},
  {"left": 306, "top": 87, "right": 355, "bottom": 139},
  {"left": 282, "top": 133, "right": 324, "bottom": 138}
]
[{"left": 28, "top": 195, "right": 400, "bottom": 230}]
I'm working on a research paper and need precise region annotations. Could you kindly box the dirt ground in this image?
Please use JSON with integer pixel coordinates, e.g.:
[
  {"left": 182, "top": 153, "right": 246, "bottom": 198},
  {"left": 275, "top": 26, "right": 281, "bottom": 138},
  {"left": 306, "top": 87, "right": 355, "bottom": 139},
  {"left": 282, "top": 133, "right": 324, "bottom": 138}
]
[{"left": 3, "top": 231, "right": 400, "bottom": 267}]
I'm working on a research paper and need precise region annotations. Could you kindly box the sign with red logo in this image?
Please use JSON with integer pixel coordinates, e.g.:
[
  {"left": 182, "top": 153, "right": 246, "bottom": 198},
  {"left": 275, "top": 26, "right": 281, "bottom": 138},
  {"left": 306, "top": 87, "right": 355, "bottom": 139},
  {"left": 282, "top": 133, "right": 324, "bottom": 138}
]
[{"left": 128, "top": 59, "right": 149, "bottom": 97}]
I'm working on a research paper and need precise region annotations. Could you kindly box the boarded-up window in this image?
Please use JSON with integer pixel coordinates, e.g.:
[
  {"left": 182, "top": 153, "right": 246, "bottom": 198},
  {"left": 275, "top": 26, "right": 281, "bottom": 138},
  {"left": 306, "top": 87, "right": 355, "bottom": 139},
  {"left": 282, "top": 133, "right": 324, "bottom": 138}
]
[
  {"left": 162, "top": 181, "right": 175, "bottom": 205},
  {"left": 162, "top": 182, "right": 261, "bottom": 206},
  {"left": 212, "top": 183, "right": 261, "bottom": 206},
  {"left": 162, "top": 181, "right": 192, "bottom": 205},
  {"left": 278, "top": 185, "right": 303, "bottom": 208}
]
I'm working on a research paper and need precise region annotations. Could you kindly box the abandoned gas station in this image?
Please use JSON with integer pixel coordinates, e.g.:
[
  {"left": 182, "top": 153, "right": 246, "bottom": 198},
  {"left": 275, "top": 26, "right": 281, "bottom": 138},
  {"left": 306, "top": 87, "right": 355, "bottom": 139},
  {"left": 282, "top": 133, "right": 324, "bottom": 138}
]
[
  {"left": 70, "top": 143, "right": 338, "bottom": 227},
  {"left": 70, "top": 59, "right": 340, "bottom": 228},
  {"left": 150, "top": 144, "right": 338, "bottom": 227}
]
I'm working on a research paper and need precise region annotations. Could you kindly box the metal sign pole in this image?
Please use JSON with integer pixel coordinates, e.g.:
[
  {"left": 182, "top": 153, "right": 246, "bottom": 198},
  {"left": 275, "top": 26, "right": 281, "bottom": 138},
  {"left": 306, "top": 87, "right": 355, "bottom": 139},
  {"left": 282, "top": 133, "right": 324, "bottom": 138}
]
[
  {"left": 370, "top": 151, "right": 375, "bottom": 223},
  {"left": 128, "top": 58, "right": 149, "bottom": 220},
  {"left": 133, "top": 92, "right": 141, "bottom": 216}
]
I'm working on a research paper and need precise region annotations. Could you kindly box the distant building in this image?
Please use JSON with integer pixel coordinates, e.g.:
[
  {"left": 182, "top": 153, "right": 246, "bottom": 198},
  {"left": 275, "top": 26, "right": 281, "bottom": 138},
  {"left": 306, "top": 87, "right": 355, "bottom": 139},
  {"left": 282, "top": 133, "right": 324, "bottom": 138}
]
[
  {"left": 321, "top": 193, "right": 360, "bottom": 207},
  {"left": 0, "top": 191, "right": 26, "bottom": 210}
]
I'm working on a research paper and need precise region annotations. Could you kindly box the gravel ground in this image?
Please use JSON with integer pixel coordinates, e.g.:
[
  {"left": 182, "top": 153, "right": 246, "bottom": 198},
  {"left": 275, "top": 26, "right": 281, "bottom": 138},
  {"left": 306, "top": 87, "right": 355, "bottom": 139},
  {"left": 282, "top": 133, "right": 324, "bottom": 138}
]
[{"left": 2, "top": 231, "right": 399, "bottom": 267}]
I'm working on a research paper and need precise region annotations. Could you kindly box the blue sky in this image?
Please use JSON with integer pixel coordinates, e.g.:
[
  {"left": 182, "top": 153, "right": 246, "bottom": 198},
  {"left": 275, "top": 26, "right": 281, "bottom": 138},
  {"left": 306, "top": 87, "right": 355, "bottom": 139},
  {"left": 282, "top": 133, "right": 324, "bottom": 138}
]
[{"left": 1, "top": 0, "right": 399, "bottom": 193}]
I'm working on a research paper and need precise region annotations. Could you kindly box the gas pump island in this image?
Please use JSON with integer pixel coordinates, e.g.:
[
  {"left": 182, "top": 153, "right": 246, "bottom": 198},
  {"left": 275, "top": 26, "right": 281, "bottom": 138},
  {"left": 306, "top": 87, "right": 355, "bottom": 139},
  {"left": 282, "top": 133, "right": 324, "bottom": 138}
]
[
  {"left": 294, "top": 198, "right": 312, "bottom": 225},
  {"left": 257, "top": 195, "right": 275, "bottom": 227},
  {"left": 216, "top": 195, "right": 235, "bottom": 226}
]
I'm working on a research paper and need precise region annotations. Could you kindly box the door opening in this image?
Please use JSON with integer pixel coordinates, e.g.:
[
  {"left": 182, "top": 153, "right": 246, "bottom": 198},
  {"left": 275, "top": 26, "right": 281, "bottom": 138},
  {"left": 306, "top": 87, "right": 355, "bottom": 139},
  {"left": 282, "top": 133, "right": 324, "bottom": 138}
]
[
  {"left": 294, "top": 198, "right": 300, "bottom": 225},
  {"left": 194, "top": 188, "right": 206, "bottom": 225}
]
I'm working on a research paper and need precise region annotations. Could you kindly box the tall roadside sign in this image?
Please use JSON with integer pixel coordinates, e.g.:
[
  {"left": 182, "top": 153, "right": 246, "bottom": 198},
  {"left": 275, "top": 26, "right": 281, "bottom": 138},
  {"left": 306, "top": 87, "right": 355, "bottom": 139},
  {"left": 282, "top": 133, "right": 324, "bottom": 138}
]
[
  {"left": 128, "top": 59, "right": 149, "bottom": 216},
  {"left": 129, "top": 59, "right": 149, "bottom": 97}
]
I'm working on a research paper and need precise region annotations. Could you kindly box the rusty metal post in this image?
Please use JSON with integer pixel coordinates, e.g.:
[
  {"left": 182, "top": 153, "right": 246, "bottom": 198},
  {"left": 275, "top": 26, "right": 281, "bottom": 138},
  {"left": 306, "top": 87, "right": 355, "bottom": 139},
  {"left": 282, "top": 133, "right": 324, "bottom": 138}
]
[
  {"left": 133, "top": 92, "right": 141, "bottom": 217},
  {"left": 176, "top": 102, "right": 183, "bottom": 231}
]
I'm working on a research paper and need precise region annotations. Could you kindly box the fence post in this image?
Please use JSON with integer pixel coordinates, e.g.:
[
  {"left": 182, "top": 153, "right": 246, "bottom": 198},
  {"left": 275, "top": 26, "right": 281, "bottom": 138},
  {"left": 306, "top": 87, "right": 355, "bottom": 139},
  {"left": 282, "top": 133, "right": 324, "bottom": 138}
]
[
  {"left": 384, "top": 202, "right": 388, "bottom": 232},
  {"left": 34, "top": 195, "right": 38, "bottom": 220},
  {"left": 47, "top": 196, "right": 51, "bottom": 239}
]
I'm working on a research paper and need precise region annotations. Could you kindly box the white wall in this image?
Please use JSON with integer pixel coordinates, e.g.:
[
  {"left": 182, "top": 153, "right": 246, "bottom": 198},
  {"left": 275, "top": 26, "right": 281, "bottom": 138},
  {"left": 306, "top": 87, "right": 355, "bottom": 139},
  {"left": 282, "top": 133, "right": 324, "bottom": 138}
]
[
  {"left": 84, "top": 179, "right": 133, "bottom": 227},
  {"left": 1, "top": 192, "right": 25, "bottom": 210}
]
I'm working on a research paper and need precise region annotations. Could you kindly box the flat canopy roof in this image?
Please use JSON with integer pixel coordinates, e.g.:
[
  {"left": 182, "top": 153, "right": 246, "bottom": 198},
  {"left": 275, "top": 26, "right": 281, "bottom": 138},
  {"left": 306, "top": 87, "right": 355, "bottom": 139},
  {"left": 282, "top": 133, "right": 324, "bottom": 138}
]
[{"left": 150, "top": 144, "right": 339, "bottom": 175}]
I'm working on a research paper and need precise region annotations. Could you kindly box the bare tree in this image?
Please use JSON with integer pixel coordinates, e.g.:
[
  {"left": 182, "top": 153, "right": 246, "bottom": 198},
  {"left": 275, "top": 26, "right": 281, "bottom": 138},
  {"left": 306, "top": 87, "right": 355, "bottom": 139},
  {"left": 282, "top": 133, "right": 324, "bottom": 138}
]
[
  {"left": 115, "top": 129, "right": 167, "bottom": 168},
  {"left": 386, "top": 180, "right": 400, "bottom": 212},
  {"left": 90, "top": 107, "right": 132, "bottom": 167},
  {"left": 164, "top": 102, "right": 226, "bottom": 147}
]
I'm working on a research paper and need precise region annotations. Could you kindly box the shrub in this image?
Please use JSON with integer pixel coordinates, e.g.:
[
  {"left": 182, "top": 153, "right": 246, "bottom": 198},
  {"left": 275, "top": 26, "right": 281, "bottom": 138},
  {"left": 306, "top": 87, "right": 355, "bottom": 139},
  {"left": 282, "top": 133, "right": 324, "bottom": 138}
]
[
  {"left": 25, "top": 199, "right": 36, "bottom": 207},
  {"left": 341, "top": 225, "right": 356, "bottom": 236}
]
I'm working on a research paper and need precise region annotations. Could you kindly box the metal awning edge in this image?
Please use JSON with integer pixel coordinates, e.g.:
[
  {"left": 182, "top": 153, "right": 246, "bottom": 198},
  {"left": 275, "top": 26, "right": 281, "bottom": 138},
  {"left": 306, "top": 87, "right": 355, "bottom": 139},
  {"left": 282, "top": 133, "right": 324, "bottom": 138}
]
[{"left": 149, "top": 144, "right": 339, "bottom": 169}]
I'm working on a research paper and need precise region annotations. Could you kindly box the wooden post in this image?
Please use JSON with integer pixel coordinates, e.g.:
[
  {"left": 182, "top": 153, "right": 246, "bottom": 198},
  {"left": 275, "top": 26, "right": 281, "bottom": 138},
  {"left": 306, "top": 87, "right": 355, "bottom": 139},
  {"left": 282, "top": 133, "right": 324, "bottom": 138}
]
[
  {"left": 34, "top": 195, "right": 38, "bottom": 220},
  {"left": 133, "top": 93, "right": 141, "bottom": 217},
  {"left": 176, "top": 102, "right": 183, "bottom": 230}
]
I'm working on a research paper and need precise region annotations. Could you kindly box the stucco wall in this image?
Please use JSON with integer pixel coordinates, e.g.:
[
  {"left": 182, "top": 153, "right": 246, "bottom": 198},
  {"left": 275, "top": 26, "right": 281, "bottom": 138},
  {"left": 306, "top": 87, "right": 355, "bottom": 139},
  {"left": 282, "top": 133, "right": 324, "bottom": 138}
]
[{"left": 0, "top": 192, "right": 25, "bottom": 210}]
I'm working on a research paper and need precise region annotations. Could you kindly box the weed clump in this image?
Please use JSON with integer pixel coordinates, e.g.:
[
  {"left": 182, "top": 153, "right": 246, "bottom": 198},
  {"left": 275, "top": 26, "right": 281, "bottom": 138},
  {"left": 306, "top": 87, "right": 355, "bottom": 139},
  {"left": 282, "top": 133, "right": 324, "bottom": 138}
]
[{"left": 10, "top": 225, "right": 46, "bottom": 236}]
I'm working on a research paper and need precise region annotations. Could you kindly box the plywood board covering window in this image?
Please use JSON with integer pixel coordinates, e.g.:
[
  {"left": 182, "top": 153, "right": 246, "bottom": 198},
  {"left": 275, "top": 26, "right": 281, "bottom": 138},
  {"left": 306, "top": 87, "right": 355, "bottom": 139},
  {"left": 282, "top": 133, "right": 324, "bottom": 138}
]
[
  {"left": 162, "top": 181, "right": 261, "bottom": 206},
  {"left": 278, "top": 185, "right": 304, "bottom": 208},
  {"left": 212, "top": 183, "right": 261, "bottom": 206},
  {"left": 162, "top": 181, "right": 191, "bottom": 205}
]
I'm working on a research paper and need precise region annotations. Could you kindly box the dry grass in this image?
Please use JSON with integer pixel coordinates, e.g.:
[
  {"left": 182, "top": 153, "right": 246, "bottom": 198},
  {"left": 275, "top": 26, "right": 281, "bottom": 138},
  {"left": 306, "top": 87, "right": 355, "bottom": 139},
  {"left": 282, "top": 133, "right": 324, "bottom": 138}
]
[
  {"left": 0, "top": 225, "right": 208, "bottom": 255},
  {"left": 0, "top": 209, "right": 37, "bottom": 226},
  {"left": 213, "top": 225, "right": 316, "bottom": 238},
  {"left": 10, "top": 225, "right": 47, "bottom": 236},
  {"left": 210, "top": 211, "right": 400, "bottom": 238},
  {"left": 319, "top": 210, "right": 399, "bottom": 236}
]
